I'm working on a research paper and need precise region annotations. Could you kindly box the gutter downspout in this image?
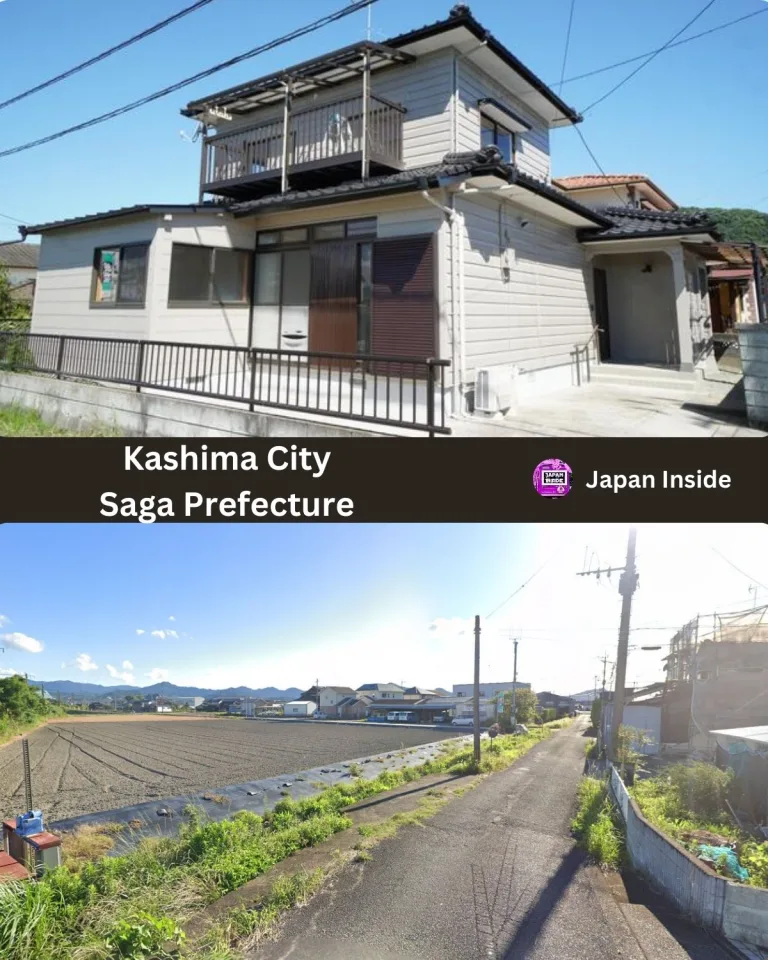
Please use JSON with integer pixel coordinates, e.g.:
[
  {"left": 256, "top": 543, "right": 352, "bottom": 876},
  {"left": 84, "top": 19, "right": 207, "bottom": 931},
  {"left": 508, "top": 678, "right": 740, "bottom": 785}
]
[{"left": 420, "top": 185, "right": 467, "bottom": 418}]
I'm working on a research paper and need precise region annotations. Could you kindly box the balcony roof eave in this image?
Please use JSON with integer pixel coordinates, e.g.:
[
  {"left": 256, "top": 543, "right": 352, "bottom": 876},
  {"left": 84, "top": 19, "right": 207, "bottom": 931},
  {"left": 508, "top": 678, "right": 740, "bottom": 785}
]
[{"left": 183, "top": 42, "right": 415, "bottom": 120}]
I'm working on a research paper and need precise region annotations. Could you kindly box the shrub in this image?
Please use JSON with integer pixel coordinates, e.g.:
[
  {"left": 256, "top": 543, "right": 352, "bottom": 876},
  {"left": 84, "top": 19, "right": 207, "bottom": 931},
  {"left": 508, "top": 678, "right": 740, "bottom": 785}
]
[
  {"left": 666, "top": 762, "right": 732, "bottom": 820},
  {"left": 541, "top": 708, "right": 557, "bottom": 723},
  {"left": 572, "top": 777, "right": 623, "bottom": 869}
]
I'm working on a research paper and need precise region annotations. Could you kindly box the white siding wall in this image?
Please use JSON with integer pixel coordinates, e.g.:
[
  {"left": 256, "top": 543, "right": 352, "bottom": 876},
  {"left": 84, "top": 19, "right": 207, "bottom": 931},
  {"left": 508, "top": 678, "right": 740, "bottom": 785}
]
[
  {"left": 210, "top": 49, "right": 454, "bottom": 171},
  {"left": 456, "top": 59, "right": 551, "bottom": 181},
  {"left": 458, "top": 194, "right": 590, "bottom": 377},
  {"left": 149, "top": 214, "right": 256, "bottom": 347},
  {"left": 31, "top": 217, "right": 159, "bottom": 339},
  {"left": 559, "top": 185, "right": 632, "bottom": 210}
]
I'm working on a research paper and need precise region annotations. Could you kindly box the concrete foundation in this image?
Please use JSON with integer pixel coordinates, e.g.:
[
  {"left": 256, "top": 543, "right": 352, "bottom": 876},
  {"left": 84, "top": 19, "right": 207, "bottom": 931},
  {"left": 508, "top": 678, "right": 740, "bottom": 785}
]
[{"left": 0, "top": 372, "right": 386, "bottom": 438}]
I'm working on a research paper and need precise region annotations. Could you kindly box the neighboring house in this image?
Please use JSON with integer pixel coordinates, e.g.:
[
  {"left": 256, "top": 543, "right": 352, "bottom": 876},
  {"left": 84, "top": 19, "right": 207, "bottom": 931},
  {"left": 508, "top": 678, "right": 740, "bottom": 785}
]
[
  {"left": 284, "top": 700, "right": 317, "bottom": 717},
  {"left": 710, "top": 726, "right": 768, "bottom": 826},
  {"left": 336, "top": 695, "right": 373, "bottom": 720},
  {"left": 601, "top": 697, "right": 661, "bottom": 757},
  {"left": 0, "top": 240, "right": 40, "bottom": 303},
  {"left": 452, "top": 681, "right": 531, "bottom": 699},
  {"left": 552, "top": 175, "right": 677, "bottom": 213},
  {"left": 356, "top": 683, "right": 405, "bottom": 699},
  {"left": 536, "top": 691, "right": 577, "bottom": 718},
  {"left": 318, "top": 686, "right": 357, "bottom": 716}
]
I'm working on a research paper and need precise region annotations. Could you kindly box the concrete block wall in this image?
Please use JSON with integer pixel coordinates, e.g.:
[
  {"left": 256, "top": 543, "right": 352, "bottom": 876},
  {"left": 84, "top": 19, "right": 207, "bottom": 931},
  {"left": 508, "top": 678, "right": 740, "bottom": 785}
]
[
  {"left": 737, "top": 323, "right": 768, "bottom": 428},
  {"left": 608, "top": 765, "right": 768, "bottom": 950}
]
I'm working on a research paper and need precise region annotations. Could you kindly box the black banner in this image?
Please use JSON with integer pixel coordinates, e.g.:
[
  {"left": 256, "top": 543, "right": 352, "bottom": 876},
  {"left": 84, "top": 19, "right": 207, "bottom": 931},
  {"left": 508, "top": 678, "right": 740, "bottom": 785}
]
[{"left": 0, "top": 438, "right": 759, "bottom": 522}]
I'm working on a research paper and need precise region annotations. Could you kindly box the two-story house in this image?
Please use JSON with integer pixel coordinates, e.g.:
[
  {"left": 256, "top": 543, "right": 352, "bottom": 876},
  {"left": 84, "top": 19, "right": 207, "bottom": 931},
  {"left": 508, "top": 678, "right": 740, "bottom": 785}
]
[{"left": 21, "top": 4, "right": 723, "bottom": 430}]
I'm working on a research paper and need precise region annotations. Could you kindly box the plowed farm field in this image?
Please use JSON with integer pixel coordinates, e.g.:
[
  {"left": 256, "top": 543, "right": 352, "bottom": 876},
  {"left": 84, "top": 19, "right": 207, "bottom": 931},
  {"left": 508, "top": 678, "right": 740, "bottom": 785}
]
[{"left": 0, "top": 719, "right": 456, "bottom": 821}]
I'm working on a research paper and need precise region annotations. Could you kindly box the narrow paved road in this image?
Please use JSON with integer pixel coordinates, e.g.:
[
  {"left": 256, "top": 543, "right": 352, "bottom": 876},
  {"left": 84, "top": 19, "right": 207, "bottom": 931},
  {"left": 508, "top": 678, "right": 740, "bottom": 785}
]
[{"left": 253, "top": 719, "right": 733, "bottom": 960}]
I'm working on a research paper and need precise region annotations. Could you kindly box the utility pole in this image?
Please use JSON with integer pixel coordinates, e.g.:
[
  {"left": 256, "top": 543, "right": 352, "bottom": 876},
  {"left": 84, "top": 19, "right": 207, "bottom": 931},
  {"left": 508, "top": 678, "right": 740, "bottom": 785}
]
[
  {"left": 751, "top": 242, "right": 766, "bottom": 325},
  {"left": 511, "top": 639, "right": 518, "bottom": 726},
  {"left": 473, "top": 615, "right": 481, "bottom": 764},
  {"left": 599, "top": 654, "right": 611, "bottom": 699},
  {"left": 578, "top": 527, "right": 639, "bottom": 762}
]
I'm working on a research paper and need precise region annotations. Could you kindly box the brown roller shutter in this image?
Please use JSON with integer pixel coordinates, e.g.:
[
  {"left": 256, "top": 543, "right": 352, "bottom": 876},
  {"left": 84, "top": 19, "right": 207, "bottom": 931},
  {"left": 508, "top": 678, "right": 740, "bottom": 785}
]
[{"left": 371, "top": 235, "right": 436, "bottom": 367}]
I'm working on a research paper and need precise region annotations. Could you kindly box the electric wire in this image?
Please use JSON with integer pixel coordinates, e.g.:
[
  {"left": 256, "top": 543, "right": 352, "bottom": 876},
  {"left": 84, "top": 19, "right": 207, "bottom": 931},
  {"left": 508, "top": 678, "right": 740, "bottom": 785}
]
[
  {"left": 558, "top": 6, "right": 766, "bottom": 88},
  {"left": 557, "top": 0, "right": 577, "bottom": 94},
  {"left": 0, "top": 0, "right": 380, "bottom": 160},
  {"left": 0, "top": 0, "right": 220, "bottom": 113},
  {"left": 582, "top": 0, "right": 719, "bottom": 114}
]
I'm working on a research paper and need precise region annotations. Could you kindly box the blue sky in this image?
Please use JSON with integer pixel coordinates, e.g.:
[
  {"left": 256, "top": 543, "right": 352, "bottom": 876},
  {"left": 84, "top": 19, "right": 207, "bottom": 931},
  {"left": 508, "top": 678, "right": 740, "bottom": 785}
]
[
  {"left": 0, "top": 0, "right": 766, "bottom": 242},
  {"left": 1, "top": 524, "right": 767, "bottom": 695}
]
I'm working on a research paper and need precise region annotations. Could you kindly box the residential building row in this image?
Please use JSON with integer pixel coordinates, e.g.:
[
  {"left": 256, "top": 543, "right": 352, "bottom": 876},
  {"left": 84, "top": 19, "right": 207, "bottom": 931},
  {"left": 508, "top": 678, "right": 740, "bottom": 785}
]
[{"left": 16, "top": 4, "right": 756, "bottom": 429}]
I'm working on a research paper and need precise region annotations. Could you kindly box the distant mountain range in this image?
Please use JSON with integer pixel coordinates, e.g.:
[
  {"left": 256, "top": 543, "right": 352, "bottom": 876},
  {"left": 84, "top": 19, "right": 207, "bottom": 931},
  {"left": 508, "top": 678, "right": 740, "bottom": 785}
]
[{"left": 30, "top": 680, "right": 302, "bottom": 701}]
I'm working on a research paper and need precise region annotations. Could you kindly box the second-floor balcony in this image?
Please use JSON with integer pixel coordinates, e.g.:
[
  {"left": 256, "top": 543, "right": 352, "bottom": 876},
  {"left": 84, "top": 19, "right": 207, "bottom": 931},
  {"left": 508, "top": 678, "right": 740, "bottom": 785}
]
[{"left": 201, "top": 93, "right": 406, "bottom": 200}]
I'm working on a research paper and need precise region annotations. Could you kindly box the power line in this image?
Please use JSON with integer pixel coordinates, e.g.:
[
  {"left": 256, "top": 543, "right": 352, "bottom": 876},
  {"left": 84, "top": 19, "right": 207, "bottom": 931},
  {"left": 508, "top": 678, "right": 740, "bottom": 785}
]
[
  {"left": 558, "top": 6, "right": 767, "bottom": 89},
  {"left": 0, "top": 0, "right": 380, "bottom": 161},
  {"left": 0, "top": 0, "right": 220, "bottom": 114},
  {"left": 0, "top": 211, "right": 27, "bottom": 224},
  {"left": 570, "top": 125, "right": 629, "bottom": 206},
  {"left": 582, "top": 0, "right": 719, "bottom": 115},
  {"left": 557, "top": 0, "right": 577, "bottom": 95},
  {"left": 709, "top": 546, "right": 768, "bottom": 594},
  {"left": 485, "top": 551, "right": 560, "bottom": 620}
]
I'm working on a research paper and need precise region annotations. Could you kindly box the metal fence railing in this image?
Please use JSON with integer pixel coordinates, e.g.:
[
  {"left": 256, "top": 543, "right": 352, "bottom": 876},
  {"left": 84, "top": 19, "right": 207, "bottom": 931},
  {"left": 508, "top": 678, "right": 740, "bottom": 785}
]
[{"left": 0, "top": 329, "right": 451, "bottom": 435}]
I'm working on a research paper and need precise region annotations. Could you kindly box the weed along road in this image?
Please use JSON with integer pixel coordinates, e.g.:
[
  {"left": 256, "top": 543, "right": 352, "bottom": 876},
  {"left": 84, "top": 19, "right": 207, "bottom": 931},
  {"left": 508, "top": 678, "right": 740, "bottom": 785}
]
[{"left": 252, "top": 718, "right": 732, "bottom": 960}]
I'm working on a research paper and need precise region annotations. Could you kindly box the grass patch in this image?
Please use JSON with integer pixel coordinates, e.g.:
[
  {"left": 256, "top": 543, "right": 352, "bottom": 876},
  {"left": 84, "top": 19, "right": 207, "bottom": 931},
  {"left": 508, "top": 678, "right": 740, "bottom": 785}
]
[
  {"left": 0, "top": 714, "right": 51, "bottom": 748},
  {"left": 631, "top": 764, "right": 768, "bottom": 888},
  {"left": 571, "top": 777, "right": 624, "bottom": 869},
  {"left": 0, "top": 724, "right": 566, "bottom": 960},
  {"left": 0, "top": 405, "right": 119, "bottom": 437}
]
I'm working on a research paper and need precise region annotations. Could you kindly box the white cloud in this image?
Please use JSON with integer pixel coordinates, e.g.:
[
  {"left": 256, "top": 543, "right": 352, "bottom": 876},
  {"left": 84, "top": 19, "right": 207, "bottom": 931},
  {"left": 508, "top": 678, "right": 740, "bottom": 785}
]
[
  {"left": 122, "top": 660, "right": 134, "bottom": 671},
  {"left": 146, "top": 668, "right": 169, "bottom": 683},
  {"left": 1, "top": 632, "right": 43, "bottom": 654},
  {"left": 105, "top": 664, "right": 135, "bottom": 684},
  {"left": 0, "top": 667, "right": 17, "bottom": 677},
  {"left": 151, "top": 629, "right": 178, "bottom": 640},
  {"left": 74, "top": 653, "right": 98, "bottom": 672},
  {"left": 0, "top": 615, "right": 9, "bottom": 627},
  {"left": 168, "top": 616, "right": 175, "bottom": 622},
  {"left": 136, "top": 629, "right": 145, "bottom": 636}
]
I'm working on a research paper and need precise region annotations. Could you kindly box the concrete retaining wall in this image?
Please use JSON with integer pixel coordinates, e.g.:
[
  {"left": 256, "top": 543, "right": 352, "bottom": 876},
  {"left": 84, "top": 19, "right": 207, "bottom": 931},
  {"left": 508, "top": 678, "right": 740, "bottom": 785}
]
[
  {"left": 737, "top": 323, "right": 768, "bottom": 428},
  {"left": 608, "top": 765, "right": 768, "bottom": 949},
  {"left": 0, "top": 372, "right": 384, "bottom": 438}
]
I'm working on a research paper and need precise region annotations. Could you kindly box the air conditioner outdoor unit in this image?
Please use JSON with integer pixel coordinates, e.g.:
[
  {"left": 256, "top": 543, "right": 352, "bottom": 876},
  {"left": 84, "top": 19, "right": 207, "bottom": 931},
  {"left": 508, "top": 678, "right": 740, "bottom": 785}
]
[{"left": 474, "top": 367, "right": 517, "bottom": 416}]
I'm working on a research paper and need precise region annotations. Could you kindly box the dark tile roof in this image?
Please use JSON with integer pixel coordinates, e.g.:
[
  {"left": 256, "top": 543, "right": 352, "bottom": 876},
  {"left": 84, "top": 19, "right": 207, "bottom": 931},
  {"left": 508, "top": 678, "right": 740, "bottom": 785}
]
[
  {"left": 0, "top": 241, "right": 39, "bottom": 268},
  {"left": 579, "top": 207, "right": 720, "bottom": 242},
  {"left": 231, "top": 148, "right": 612, "bottom": 227},
  {"left": 185, "top": 4, "right": 581, "bottom": 126},
  {"left": 20, "top": 203, "right": 225, "bottom": 237}
]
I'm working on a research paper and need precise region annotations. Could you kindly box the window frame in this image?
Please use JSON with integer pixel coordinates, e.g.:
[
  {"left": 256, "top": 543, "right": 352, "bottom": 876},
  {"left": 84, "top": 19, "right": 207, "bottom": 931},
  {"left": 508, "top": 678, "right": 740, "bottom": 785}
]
[
  {"left": 90, "top": 241, "right": 151, "bottom": 309},
  {"left": 167, "top": 242, "right": 252, "bottom": 308},
  {"left": 480, "top": 115, "right": 516, "bottom": 165}
]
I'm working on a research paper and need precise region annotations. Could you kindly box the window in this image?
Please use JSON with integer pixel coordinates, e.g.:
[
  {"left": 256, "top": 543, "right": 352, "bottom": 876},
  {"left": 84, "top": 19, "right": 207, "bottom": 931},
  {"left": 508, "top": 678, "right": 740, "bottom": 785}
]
[
  {"left": 358, "top": 242, "right": 373, "bottom": 354},
  {"left": 168, "top": 244, "right": 250, "bottom": 305},
  {"left": 91, "top": 243, "right": 150, "bottom": 306},
  {"left": 313, "top": 222, "right": 345, "bottom": 241},
  {"left": 481, "top": 116, "right": 514, "bottom": 164}
]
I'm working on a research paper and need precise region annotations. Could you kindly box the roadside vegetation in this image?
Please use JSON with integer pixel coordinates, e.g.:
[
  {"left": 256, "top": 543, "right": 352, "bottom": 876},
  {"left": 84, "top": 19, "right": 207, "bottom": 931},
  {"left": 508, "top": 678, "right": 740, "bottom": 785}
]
[
  {"left": 0, "top": 675, "right": 65, "bottom": 747},
  {"left": 630, "top": 763, "right": 768, "bottom": 888},
  {"left": 1, "top": 721, "right": 567, "bottom": 960},
  {"left": 0, "top": 405, "right": 119, "bottom": 437},
  {"left": 571, "top": 776, "right": 624, "bottom": 869}
]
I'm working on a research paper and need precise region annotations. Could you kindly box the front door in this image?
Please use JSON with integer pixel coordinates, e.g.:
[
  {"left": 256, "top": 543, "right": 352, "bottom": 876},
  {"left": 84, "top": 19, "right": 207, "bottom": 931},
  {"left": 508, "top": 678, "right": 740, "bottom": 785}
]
[
  {"left": 308, "top": 241, "right": 358, "bottom": 359},
  {"left": 593, "top": 267, "right": 611, "bottom": 361}
]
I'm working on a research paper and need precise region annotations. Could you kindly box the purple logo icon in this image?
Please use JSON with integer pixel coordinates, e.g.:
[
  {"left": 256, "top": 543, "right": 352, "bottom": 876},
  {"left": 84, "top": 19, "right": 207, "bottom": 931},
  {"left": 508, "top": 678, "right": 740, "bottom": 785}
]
[{"left": 533, "top": 459, "right": 572, "bottom": 498}]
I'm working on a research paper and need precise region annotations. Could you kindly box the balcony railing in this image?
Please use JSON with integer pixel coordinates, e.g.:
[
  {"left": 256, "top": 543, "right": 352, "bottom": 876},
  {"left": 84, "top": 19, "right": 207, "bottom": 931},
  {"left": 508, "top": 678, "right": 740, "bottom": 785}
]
[
  {"left": 0, "top": 330, "right": 450, "bottom": 435},
  {"left": 201, "top": 94, "right": 405, "bottom": 197}
]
